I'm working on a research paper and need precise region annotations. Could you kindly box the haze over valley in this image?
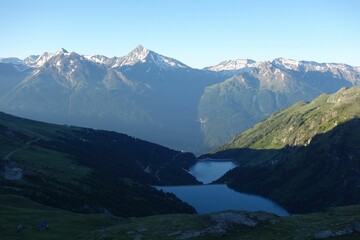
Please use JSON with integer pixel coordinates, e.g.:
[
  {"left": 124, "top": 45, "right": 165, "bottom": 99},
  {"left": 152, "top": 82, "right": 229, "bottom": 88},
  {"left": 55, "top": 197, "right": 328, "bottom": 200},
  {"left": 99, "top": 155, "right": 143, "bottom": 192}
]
[
  {"left": 1, "top": 46, "right": 359, "bottom": 153},
  {"left": 1, "top": 0, "right": 360, "bottom": 239}
]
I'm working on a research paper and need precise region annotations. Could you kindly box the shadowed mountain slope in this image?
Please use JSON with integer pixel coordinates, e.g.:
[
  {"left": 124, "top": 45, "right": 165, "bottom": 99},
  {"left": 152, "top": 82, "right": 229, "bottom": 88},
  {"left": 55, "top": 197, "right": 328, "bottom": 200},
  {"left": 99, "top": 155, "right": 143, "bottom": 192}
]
[
  {"left": 207, "top": 86, "right": 360, "bottom": 213},
  {"left": 0, "top": 111, "right": 198, "bottom": 217}
]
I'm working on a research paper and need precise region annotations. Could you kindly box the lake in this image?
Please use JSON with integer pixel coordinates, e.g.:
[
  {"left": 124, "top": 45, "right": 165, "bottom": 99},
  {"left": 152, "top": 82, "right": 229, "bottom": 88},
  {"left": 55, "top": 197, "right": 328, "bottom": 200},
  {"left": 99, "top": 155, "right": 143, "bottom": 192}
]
[
  {"left": 189, "top": 159, "right": 237, "bottom": 184},
  {"left": 157, "top": 159, "right": 289, "bottom": 216},
  {"left": 157, "top": 184, "right": 289, "bottom": 216}
]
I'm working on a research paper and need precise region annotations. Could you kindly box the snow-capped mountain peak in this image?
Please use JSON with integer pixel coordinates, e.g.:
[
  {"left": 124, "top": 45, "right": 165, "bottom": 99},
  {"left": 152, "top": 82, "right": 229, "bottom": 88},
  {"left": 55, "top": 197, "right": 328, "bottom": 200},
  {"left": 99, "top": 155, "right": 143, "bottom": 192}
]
[
  {"left": 24, "top": 49, "right": 72, "bottom": 68},
  {"left": 55, "top": 48, "right": 69, "bottom": 55},
  {"left": 24, "top": 55, "right": 40, "bottom": 65},
  {"left": 205, "top": 59, "right": 256, "bottom": 71},
  {"left": 114, "top": 45, "right": 149, "bottom": 67},
  {"left": 131, "top": 44, "right": 149, "bottom": 58},
  {"left": 26, "top": 52, "right": 52, "bottom": 67},
  {"left": 125, "top": 45, "right": 149, "bottom": 63},
  {"left": 112, "top": 45, "right": 188, "bottom": 70}
]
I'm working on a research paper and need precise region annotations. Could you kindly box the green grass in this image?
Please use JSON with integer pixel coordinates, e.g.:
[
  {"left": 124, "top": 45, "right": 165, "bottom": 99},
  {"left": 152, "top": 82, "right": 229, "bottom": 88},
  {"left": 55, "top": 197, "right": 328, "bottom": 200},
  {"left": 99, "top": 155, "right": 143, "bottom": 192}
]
[
  {"left": 0, "top": 194, "right": 116, "bottom": 240},
  {"left": 0, "top": 110, "right": 199, "bottom": 218},
  {"left": 0, "top": 112, "right": 78, "bottom": 139},
  {"left": 0, "top": 143, "right": 21, "bottom": 157},
  {"left": 216, "top": 86, "right": 360, "bottom": 158},
  {"left": 81, "top": 214, "right": 212, "bottom": 240},
  {"left": 79, "top": 205, "right": 360, "bottom": 240},
  {"left": 2, "top": 193, "right": 360, "bottom": 239},
  {"left": 12, "top": 146, "right": 91, "bottom": 182},
  {"left": 208, "top": 86, "right": 360, "bottom": 214}
]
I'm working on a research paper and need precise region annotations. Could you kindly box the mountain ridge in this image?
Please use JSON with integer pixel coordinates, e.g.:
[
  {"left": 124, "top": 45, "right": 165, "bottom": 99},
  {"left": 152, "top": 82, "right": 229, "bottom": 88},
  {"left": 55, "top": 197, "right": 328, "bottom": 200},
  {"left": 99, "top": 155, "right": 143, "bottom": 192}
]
[
  {"left": 2, "top": 45, "right": 359, "bottom": 71},
  {"left": 1, "top": 46, "right": 359, "bottom": 152}
]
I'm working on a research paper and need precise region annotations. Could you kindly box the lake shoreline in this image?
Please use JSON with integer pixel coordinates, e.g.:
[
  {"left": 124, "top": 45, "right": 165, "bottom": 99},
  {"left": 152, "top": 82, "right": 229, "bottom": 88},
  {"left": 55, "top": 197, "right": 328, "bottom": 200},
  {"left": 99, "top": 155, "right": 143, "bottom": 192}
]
[
  {"left": 156, "top": 184, "right": 289, "bottom": 216},
  {"left": 196, "top": 157, "right": 235, "bottom": 162},
  {"left": 155, "top": 160, "right": 289, "bottom": 216}
]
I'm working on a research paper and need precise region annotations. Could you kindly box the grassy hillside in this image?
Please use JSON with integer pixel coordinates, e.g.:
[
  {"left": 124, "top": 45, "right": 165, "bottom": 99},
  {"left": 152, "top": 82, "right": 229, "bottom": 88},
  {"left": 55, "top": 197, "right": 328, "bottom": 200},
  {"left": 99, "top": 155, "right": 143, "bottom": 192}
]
[
  {"left": 0, "top": 194, "right": 115, "bottom": 240},
  {"left": 81, "top": 205, "right": 360, "bottom": 240},
  {"left": 216, "top": 86, "right": 359, "bottom": 154},
  {"left": 207, "top": 86, "right": 360, "bottom": 213},
  {"left": 2, "top": 193, "right": 360, "bottom": 240},
  {"left": 0, "top": 111, "right": 198, "bottom": 217}
]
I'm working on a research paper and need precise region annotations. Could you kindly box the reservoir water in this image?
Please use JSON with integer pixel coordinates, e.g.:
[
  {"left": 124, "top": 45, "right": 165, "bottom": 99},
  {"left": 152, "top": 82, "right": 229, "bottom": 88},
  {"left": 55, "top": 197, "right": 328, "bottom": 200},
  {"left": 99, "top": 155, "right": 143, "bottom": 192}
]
[
  {"left": 157, "top": 184, "right": 289, "bottom": 216},
  {"left": 157, "top": 159, "right": 289, "bottom": 216},
  {"left": 189, "top": 159, "right": 237, "bottom": 184}
]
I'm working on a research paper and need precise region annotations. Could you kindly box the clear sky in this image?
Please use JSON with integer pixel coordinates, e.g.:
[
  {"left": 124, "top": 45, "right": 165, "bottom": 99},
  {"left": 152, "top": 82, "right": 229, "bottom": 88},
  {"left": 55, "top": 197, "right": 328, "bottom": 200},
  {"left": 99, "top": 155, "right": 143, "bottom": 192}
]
[{"left": 1, "top": 0, "right": 359, "bottom": 68}]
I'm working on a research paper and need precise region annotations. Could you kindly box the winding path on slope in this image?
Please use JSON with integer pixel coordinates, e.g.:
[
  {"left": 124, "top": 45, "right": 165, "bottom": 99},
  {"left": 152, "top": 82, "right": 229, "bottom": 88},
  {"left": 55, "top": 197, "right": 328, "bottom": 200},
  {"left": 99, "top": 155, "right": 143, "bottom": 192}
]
[
  {"left": 4, "top": 136, "right": 44, "bottom": 161},
  {"left": 2, "top": 136, "right": 44, "bottom": 180}
]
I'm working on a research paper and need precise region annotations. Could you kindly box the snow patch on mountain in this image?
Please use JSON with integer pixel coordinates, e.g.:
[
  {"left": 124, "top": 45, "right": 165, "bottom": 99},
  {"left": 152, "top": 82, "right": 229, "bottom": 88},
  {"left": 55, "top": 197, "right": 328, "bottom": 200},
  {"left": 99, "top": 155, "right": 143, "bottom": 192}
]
[
  {"left": 207, "top": 57, "right": 360, "bottom": 79},
  {"left": 112, "top": 45, "right": 149, "bottom": 67},
  {"left": 0, "top": 57, "right": 29, "bottom": 71},
  {"left": 25, "top": 52, "right": 52, "bottom": 67},
  {"left": 272, "top": 58, "right": 360, "bottom": 81},
  {"left": 35, "top": 54, "right": 52, "bottom": 67},
  {"left": 24, "top": 55, "right": 40, "bottom": 65},
  {"left": 0, "top": 57, "right": 24, "bottom": 65},
  {"left": 55, "top": 48, "right": 70, "bottom": 56},
  {"left": 148, "top": 52, "right": 187, "bottom": 69},
  {"left": 84, "top": 55, "right": 112, "bottom": 65},
  {"left": 272, "top": 58, "right": 301, "bottom": 71},
  {"left": 112, "top": 45, "right": 188, "bottom": 70},
  {"left": 24, "top": 49, "right": 71, "bottom": 67},
  {"left": 205, "top": 59, "right": 256, "bottom": 71}
]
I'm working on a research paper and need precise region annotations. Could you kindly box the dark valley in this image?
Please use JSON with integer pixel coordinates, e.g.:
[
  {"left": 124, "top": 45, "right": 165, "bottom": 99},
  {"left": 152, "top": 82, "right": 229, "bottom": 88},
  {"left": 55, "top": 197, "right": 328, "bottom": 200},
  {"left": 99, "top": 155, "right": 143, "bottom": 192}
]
[{"left": 0, "top": 111, "right": 198, "bottom": 217}]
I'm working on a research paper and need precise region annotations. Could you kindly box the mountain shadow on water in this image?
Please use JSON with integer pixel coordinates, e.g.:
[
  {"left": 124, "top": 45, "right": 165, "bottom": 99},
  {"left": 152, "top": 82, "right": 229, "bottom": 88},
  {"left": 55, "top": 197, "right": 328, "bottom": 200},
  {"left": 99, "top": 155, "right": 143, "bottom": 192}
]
[{"left": 209, "top": 118, "right": 360, "bottom": 214}]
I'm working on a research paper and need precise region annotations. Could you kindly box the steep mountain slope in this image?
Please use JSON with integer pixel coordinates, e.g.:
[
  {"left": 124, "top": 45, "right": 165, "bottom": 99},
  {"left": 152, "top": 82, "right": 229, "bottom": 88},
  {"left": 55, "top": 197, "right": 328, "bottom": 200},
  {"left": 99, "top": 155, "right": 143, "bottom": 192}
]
[
  {"left": 0, "top": 63, "right": 31, "bottom": 96},
  {"left": 0, "top": 111, "right": 198, "bottom": 217},
  {"left": 207, "top": 86, "right": 360, "bottom": 213},
  {"left": 0, "top": 46, "right": 223, "bottom": 153},
  {"left": 112, "top": 46, "right": 223, "bottom": 152},
  {"left": 1, "top": 47, "right": 359, "bottom": 152},
  {"left": 200, "top": 59, "right": 360, "bottom": 147}
]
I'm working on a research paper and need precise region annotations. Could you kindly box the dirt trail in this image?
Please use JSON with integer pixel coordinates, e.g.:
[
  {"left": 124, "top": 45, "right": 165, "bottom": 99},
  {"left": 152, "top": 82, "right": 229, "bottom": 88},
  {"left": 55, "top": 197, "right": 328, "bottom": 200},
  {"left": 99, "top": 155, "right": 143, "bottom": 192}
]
[{"left": 4, "top": 136, "right": 44, "bottom": 161}]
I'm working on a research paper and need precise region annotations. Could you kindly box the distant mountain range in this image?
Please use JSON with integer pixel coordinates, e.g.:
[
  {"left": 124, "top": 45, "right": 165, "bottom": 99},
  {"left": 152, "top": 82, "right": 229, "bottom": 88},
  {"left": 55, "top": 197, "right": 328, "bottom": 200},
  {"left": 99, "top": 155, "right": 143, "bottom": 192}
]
[
  {"left": 207, "top": 86, "right": 360, "bottom": 213},
  {"left": 1, "top": 46, "right": 359, "bottom": 152}
]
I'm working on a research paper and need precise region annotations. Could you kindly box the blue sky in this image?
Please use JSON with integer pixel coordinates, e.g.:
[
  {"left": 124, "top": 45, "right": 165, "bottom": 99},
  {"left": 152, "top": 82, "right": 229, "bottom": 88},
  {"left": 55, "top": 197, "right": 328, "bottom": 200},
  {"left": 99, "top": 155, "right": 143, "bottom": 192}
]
[{"left": 1, "top": 0, "right": 359, "bottom": 68}]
